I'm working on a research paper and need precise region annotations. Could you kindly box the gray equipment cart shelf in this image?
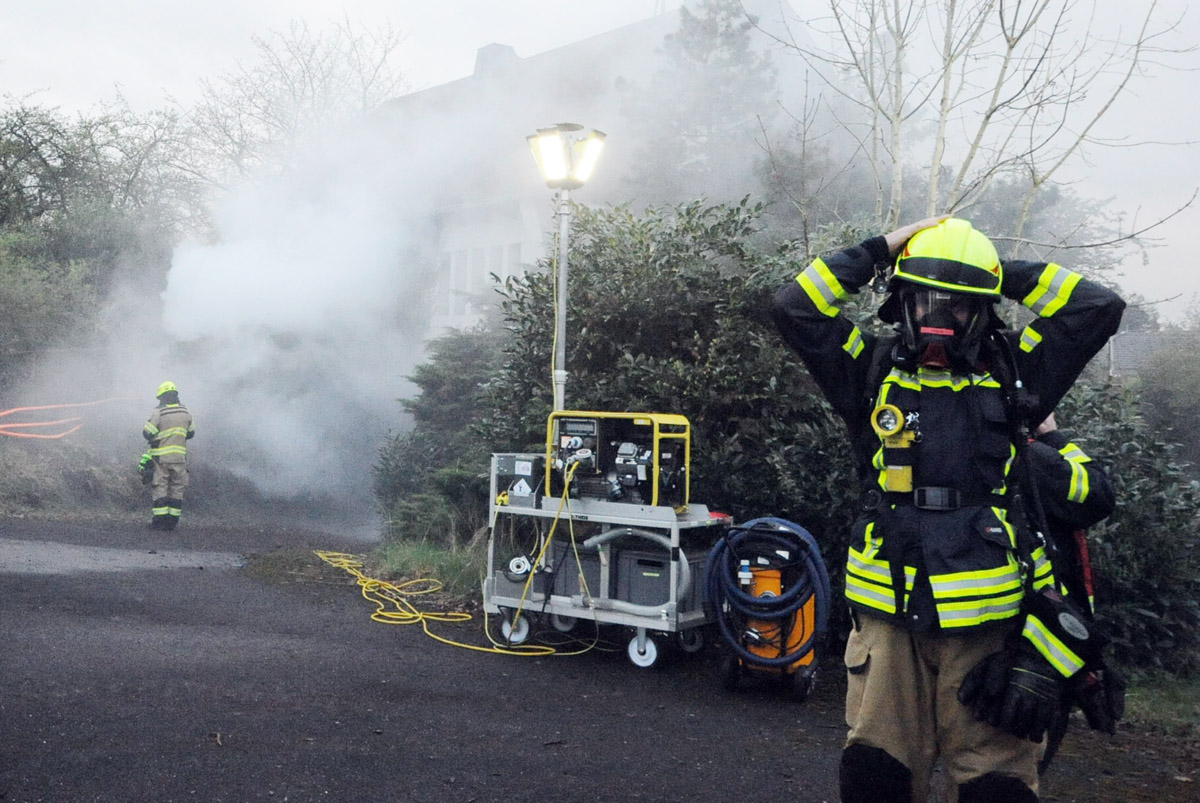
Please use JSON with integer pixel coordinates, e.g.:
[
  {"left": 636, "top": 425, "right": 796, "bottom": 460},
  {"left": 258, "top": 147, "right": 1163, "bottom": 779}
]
[{"left": 482, "top": 453, "right": 727, "bottom": 668}]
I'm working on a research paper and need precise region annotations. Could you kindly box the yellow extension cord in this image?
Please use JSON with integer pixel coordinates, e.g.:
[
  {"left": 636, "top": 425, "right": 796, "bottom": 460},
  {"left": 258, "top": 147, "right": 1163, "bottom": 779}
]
[
  {"left": 315, "top": 463, "right": 605, "bottom": 658},
  {"left": 315, "top": 550, "right": 557, "bottom": 656}
]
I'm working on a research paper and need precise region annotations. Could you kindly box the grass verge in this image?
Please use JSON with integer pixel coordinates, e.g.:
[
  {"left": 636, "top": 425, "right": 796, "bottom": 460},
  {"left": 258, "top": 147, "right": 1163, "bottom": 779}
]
[
  {"left": 1125, "top": 672, "right": 1200, "bottom": 738},
  {"left": 371, "top": 539, "right": 485, "bottom": 604}
]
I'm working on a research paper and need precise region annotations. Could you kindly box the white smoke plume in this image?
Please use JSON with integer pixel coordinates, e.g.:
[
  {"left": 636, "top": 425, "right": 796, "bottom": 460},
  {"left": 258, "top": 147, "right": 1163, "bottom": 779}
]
[{"left": 156, "top": 122, "right": 436, "bottom": 517}]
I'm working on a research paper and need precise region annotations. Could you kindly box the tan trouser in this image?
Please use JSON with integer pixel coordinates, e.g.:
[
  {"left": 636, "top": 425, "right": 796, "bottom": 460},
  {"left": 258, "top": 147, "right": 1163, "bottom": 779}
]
[
  {"left": 151, "top": 460, "right": 189, "bottom": 502},
  {"left": 844, "top": 616, "right": 1040, "bottom": 801}
]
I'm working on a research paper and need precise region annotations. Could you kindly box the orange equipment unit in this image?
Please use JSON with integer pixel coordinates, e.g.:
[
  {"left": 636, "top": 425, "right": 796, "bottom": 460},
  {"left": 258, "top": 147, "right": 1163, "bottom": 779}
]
[
  {"left": 706, "top": 518, "right": 830, "bottom": 701},
  {"left": 744, "top": 566, "right": 817, "bottom": 674}
]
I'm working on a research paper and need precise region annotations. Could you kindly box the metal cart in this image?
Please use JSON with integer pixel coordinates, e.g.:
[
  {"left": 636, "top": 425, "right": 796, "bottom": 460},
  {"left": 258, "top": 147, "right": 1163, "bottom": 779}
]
[{"left": 482, "top": 452, "right": 727, "bottom": 668}]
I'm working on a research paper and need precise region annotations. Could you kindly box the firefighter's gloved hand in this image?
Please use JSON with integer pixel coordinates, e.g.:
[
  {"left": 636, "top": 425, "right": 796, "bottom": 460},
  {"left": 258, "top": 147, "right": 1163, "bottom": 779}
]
[
  {"left": 998, "top": 652, "right": 1063, "bottom": 741},
  {"left": 958, "top": 649, "right": 1063, "bottom": 742},
  {"left": 957, "top": 649, "right": 1011, "bottom": 722},
  {"left": 138, "top": 453, "right": 154, "bottom": 485},
  {"left": 1071, "top": 665, "right": 1126, "bottom": 735}
]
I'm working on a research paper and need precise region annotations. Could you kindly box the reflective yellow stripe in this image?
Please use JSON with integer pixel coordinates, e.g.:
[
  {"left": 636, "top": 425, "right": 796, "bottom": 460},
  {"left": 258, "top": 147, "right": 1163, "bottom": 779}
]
[
  {"left": 149, "top": 445, "right": 188, "bottom": 457},
  {"left": 1068, "top": 461, "right": 1089, "bottom": 502},
  {"left": 845, "top": 542, "right": 915, "bottom": 615},
  {"left": 144, "top": 424, "right": 160, "bottom": 436},
  {"left": 847, "top": 548, "right": 892, "bottom": 584},
  {"left": 992, "top": 507, "right": 1017, "bottom": 546},
  {"left": 796, "top": 259, "right": 848, "bottom": 317},
  {"left": 158, "top": 427, "right": 190, "bottom": 438},
  {"left": 845, "top": 577, "right": 897, "bottom": 614},
  {"left": 843, "top": 326, "right": 865, "bottom": 359},
  {"left": 1023, "top": 263, "right": 1081, "bottom": 317},
  {"left": 1030, "top": 544, "right": 1057, "bottom": 591},
  {"left": 930, "top": 563, "right": 1023, "bottom": 599},
  {"left": 1019, "top": 325, "right": 1043, "bottom": 353},
  {"left": 999, "top": 450, "right": 1015, "bottom": 495},
  {"left": 935, "top": 591, "right": 1024, "bottom": 628},
  {"left": 1059, "top": 444, "right": 1087, "bottom": 462},
  {"left": 1022, "top": 614, "right": 1085, "bottom": 676},
  {"left": 1060, "top": 443, "right": 1092, "bottom": 503},
  {"left": 862, "top": 521, "right": 881, "bottom": 560},
  {"left": 884, "top": 368, "right": 1000, "bottom": 391}
]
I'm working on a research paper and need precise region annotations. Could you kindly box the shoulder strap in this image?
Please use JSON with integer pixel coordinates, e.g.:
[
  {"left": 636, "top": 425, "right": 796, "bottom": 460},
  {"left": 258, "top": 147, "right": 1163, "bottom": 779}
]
[
  {"left": 863, "top": 333, "right": 899, "bottom": 410},
  {"left": 848, "top": 333, "right": 900, "bottom": 478},
  {"left": 982, "top": 331, "right": 1062, "bottom": 585}
]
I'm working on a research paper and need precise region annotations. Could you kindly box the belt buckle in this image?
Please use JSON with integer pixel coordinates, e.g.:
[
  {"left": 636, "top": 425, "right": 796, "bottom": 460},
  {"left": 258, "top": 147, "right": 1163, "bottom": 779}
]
[{"left": 915, "top": 487, "right": 960, "bottom": 511}]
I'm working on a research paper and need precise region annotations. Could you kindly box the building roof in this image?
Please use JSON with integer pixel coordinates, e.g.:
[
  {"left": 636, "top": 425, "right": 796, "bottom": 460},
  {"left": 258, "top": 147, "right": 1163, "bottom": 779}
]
[{"left": 375, "top": 11, "right": 681, "bottom": 207}]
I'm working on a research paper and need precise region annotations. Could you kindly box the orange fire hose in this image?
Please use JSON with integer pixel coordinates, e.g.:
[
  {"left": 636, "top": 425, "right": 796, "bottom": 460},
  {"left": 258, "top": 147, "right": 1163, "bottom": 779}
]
[{"left": 0, "top": 397, "right": 135, "bottom": 439}]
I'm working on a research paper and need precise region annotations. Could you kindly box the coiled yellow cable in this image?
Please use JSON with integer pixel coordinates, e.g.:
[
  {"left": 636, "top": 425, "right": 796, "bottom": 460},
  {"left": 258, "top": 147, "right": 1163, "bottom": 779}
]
[
  {"left": 316, "top": 462, "right": 615, "bottom": 657},
  {"left": 315, "top": 550, "right": 597, "bottom": 656}
]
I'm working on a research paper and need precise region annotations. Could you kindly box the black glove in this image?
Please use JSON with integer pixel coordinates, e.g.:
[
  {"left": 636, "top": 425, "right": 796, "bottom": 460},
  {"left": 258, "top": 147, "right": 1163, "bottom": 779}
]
[
  {"left": 957, "top": 649, "right": 1011, "bottom": 722},
  {"left": 1071, "top": 665, "right": 1127, "bottom": 735},
  {"left": 959, "top": 648, "right": 1063, "bottom": 742}
]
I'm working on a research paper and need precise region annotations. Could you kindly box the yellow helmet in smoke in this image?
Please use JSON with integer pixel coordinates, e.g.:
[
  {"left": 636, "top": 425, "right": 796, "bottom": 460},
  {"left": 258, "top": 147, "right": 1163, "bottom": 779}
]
[{"left": 156, "top": 380, "right": 177, "bottom": 397}]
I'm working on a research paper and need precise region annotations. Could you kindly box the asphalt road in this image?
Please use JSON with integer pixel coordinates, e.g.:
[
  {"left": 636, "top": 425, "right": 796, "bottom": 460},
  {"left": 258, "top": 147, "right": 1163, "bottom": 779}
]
[
  {"left": 0, "top": 517, "right": 846, "bottom": 803},
  {"left": 3, "top": 517, "right": 1191, "bottom": 803}
]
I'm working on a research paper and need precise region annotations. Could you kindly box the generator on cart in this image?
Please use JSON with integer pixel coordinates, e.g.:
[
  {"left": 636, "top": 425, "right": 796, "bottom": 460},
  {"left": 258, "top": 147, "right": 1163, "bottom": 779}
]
[{"left": 482, "top": 410, "right": 727, "bottom": 668}]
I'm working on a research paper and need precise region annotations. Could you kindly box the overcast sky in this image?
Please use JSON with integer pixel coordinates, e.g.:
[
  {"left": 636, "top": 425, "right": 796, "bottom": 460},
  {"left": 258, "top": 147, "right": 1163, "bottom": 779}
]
[{"left": 1, "top": 0, "right": 1197, "bottom": 321}]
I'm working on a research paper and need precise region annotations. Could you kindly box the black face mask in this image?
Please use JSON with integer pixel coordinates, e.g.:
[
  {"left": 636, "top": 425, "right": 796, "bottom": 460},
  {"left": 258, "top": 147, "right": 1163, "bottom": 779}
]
[{"left": 898, "top": 288, "right": 988, "bottom": 371}]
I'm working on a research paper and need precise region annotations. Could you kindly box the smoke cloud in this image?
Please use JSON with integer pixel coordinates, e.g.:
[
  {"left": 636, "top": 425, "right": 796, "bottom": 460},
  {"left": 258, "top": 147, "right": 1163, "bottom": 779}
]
[{"left": 156, "top": 122, "right": 438, "bottom": 518}]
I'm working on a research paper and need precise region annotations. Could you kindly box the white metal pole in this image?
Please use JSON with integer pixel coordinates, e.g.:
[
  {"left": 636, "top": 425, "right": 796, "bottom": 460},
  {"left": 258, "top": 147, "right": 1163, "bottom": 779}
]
[{"left": 553, "top": 188, "right": 571, "bottom": 411}]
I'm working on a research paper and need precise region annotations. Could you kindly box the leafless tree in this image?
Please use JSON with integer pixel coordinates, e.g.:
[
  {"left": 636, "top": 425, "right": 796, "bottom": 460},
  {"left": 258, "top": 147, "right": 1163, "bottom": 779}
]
[
  {"left": 183, "top": 16, "right": 409, "bottom": 190},
  {"left": 760, "top": 0, "right": 1193, "bottom": 257}
]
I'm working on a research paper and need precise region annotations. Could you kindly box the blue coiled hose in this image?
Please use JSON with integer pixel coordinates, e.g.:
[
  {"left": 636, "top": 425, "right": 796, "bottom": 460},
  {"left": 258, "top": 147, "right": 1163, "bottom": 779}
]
[{"left": 705, "top": 517, "right": 832, "bottom": 668}]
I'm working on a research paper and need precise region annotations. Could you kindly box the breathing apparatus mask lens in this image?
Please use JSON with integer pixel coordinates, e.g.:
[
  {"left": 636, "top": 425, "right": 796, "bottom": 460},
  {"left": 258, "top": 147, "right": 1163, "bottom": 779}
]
[{"left": 900, "top": 288, "right": 986, "bottom": 369}]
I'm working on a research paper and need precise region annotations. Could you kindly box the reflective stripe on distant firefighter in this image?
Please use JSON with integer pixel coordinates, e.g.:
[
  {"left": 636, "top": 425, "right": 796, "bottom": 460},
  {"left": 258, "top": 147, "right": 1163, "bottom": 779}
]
[
  {"left": 148, "top": 426, "right": 191, "bottom": 457},
  {"left": 1023, "top": 614, "right": 1086, "bottom": 677},
  {"left": 796, "top": 259, "right": 849, "bottom": 317}
]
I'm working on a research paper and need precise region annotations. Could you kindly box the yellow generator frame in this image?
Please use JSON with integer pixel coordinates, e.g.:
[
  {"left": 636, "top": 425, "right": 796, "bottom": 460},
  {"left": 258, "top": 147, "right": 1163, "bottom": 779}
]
[{"left": 545, "top": 410, "right": 690, "bottom": 509}]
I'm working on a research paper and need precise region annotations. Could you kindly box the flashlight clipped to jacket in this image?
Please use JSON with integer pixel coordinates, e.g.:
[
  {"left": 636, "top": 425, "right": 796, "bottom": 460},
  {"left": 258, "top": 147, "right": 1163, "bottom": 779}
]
[{"left": 871, "top": 404, "right": 920, "bottom": 493}]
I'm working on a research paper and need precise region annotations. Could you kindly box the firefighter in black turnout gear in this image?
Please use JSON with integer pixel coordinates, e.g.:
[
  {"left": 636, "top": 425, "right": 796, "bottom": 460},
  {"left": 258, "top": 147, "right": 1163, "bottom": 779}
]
[{"left": 771, "top": 217, "right": 1125, "bottom": 802}]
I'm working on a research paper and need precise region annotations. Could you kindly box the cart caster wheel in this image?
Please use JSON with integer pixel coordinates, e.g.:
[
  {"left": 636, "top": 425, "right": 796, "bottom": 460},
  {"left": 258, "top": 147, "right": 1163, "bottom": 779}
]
[
  {"left": 548, "top": 613, "right": 577, "bottom": 634},
  {"left": 627, "top": 634, "right": 660, "bottom": 669},
  {"left": 718, "top": 652, "right": 740, "bottom": 690},
  {"left": 787, "top": 668, "right": 815, "bottom": 702},
  {"left": 678, "top": 628, "right": 705, "bottom": 654},
  {"left": 501, "top": 612, "right": 531, "bottom": 645}
]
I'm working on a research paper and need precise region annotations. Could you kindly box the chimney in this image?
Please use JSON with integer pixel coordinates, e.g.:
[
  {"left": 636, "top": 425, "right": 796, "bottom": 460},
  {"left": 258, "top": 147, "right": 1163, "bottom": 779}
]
[{"left": 474, "top": 43, "right": 519, "bottom": 77}]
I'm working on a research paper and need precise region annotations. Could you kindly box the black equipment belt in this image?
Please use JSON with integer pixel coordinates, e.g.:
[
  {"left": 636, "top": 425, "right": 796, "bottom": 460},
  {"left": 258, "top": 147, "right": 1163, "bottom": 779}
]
[{"left": 868, "top": 487, "right": 1005, "bottom": 511}]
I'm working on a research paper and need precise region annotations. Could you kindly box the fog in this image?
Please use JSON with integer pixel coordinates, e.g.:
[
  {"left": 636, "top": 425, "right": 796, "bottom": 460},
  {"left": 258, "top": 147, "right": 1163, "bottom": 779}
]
[
  {"left": 163, "top": 126, "right": 431, "bottom": 488},
  {"left": 8, "top": 121, "right": 435, "bottom": 526},
  {"left": 1, "top": 0, "right": 1197, "bottom": 530}
]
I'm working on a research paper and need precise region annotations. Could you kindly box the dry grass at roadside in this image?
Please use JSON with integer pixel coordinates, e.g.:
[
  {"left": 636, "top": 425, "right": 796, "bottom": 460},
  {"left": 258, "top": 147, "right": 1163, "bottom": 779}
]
[
  {"left": 372, "top": 538, "right": 484, "bottom": 605},
  {"left": 1125, "top": 673, "right": 1200, "bottom": 741}
]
